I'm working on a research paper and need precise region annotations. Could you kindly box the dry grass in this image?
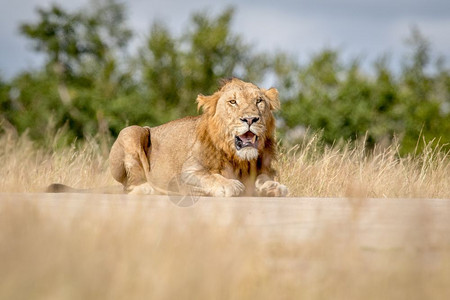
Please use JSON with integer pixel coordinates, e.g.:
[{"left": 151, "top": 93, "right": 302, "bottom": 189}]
[
  {"left": 1, "top": 130, "right": 450, "bottom": 299},
  {"left": 0, "top": 130, "right": 449, "bottom": 198},
  {"left": 0, "top": 130, "right": 115, "bottom": 193},
  {"left": 277, "top": 134, "right": 450, "bottom": 199}
]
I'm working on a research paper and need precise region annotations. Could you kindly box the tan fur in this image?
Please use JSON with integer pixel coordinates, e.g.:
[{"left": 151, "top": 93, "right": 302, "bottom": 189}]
[{"left": 107, "top": 78, "right": 288, "bottom": 197}]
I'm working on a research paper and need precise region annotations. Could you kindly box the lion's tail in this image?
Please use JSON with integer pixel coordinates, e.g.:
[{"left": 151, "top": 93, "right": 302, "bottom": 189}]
[
  {"left": 46, "top": 183, "right": 81, "bottom": 193},
  {"left": 46, "top": 183, "right": 197, "bottom": 196},
  {"left": 46, "top": 183, "right": 124, "bottom": 194}
]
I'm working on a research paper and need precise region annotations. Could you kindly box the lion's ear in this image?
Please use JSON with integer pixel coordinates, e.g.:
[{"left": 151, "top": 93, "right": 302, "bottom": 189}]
[
  {"left": 197, "top": 93, "right": 219, "bottom": 115},
  {"left": 265, "top": 88, "right": 280, "bottom": 111}
]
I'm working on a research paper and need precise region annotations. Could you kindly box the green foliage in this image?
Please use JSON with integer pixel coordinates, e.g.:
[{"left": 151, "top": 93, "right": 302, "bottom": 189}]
[
  {"left": 0, "top": 0, "right": 449, "bottom": 154},
  {"left": 278, "top": 36, "right": 450, "bottom": 153},
  {"left": 9, "top": 0, "right": 135, "bottom": 141},
  {"left": 0, "top": 77, "right": 10, "bottom": 113}
]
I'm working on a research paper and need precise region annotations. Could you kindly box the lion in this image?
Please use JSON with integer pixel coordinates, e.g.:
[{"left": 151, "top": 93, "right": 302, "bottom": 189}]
[{"left": 48, "top": 78, "right": 288, "bottom": 197}]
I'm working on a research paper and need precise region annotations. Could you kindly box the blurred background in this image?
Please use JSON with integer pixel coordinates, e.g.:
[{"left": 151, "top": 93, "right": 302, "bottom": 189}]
[{"left": 1, "top": 0, "right": 449, "bottom": 154}]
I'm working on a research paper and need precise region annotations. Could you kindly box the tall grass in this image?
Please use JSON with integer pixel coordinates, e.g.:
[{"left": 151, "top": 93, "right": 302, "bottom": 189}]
[
  {"left": 277, "top": 134, "right": 450, "bottom": 199},
  {"left": 0, "top": 129, "right": 115, "bottom": 193},
  {"left": 0, "top": 129, "right": 449, "bottom": 198}
]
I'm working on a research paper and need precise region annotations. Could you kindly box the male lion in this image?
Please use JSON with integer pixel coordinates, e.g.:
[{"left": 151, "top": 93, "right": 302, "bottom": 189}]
[{"left": 109, "top": 78, "right": 288, "bottom": 197}]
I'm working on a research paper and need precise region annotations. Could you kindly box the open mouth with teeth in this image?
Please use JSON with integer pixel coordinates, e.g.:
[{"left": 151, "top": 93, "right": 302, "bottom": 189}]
[{"left": 235, "top": 131, "right": 258, "bottom": 150}]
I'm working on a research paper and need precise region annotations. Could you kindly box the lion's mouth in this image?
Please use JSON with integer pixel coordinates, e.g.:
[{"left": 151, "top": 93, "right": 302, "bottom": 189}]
[{"left": 235, "top": 131, "right": 258, "bottom": 150}]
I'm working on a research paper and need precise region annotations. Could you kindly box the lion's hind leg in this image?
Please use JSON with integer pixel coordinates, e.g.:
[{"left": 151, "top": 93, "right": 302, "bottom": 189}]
[{"left": 109, "top": 125, "right": 154, "bottom": 194}]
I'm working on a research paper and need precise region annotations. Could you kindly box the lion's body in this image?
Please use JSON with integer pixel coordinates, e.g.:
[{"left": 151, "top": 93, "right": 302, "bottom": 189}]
[
  {"left": 148, "top": 116, "right": 199, "bottom": 186},
  {"left": 109, "top": 116, "right": 199, "bottom": 190},
  {"left": 109, "top": 79, "right": 288, "bottom": 197}
]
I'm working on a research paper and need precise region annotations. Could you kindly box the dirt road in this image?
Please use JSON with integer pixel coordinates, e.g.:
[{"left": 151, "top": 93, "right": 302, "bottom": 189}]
[
  {"left": 2, "top": 192, "right": 449, "bottom": 250},
  {"left": 2, "top": 192, "right": 450, "bottom": 299}
]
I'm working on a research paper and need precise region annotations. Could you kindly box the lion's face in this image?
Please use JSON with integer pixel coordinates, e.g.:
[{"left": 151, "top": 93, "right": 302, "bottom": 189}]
[{"left": 197, "top": 79, "right": 280, "bottom": 161}]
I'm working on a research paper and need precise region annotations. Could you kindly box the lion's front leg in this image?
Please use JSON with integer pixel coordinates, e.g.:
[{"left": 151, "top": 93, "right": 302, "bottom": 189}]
[
  {"left": 255, "top": 174, "right": 289, "bottom": 197},
  {"left": 182, "top": 172, "right": 245, "bottom": 197},
  {"left": 206, "top": 174, "right": 245, "bottom": 197},
  {"left": 181, "top": 161, "right": 245, "bottom": 197},
  {"left": 127, "top": 182, "right": 155, "bottom": 195}
]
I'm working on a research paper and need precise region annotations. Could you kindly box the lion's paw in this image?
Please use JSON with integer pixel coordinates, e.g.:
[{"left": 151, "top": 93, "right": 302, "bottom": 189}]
[
  {"left": 128, "top": 183, "right": 155, "bottom": 195},
  {"left": 257, "top": 181, "right": 288, "bottom": 197},
  {"left": 211, "top": 178, "right": 245, "bottom": 197}
]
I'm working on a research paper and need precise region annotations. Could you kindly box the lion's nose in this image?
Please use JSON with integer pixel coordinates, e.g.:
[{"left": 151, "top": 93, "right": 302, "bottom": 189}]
[{"left": 240, "top": 117, "right": 259, "bottom": 125}]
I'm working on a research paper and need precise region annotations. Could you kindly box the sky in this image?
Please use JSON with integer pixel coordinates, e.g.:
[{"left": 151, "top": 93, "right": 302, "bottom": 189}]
[{"left": 1, "top": 0, "right": 450, "bottom": 79}]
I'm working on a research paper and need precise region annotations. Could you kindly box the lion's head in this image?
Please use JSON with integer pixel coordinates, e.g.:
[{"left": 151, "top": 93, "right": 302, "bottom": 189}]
[{"left": 197, "top": 78, "right": 280, "bottom": 161}]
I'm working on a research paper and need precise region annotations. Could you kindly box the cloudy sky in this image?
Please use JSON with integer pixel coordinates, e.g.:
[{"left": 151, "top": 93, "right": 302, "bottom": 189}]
[{"left": 1, "top": 0, "right": 450, "bottom": 79}]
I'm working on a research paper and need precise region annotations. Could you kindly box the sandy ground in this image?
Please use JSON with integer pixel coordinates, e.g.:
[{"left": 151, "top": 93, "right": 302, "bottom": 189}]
[{"left": 2, "top": 192, "right": 449, "bottom": 250}]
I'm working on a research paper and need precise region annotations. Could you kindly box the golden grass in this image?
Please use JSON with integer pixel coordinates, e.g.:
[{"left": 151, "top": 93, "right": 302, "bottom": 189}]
[
  {"left": 0, "top": 130, "right": 115, "bottom": 193},
  {"left": 0, "top": 130, "right": 449, "bottom": 198},
  {"left": 277, "top": 134, "right": 450, "bottom": 199},
  {"left": 1, "top": 130, "right": 450, "bottom": 299}
]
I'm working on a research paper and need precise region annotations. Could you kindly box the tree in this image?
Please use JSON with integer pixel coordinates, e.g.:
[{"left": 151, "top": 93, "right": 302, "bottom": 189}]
[
  {"left": 399, "top": 28, "right": 450, "bottom": 152},
  {"left": 136, "top": 8, "right": 271, "bottom": 125},
  {"left": 12, "top": 0, "right": 134, "bottom": 141},
  {"left": 277, "top": 29, "right": 450, "bottom": 153}
]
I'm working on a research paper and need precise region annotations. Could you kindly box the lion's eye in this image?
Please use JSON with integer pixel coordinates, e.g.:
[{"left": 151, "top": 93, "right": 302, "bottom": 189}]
[
  {"left": 256, "top": 98, "right": 263, "bottom": 104},
  {"left": 228, "top": 100, "right": 237, "bottom": 105}
]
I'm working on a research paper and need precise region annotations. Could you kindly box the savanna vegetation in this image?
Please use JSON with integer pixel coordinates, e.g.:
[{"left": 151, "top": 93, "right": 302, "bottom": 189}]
[
  {"left": 0, "top": 0, "right": 449, "bottom": 197},
  {"left": 0, "top": 0, "right": 448, "bottom": 155},
  {"left": 1, "top": 2, "right": 450, "bottom": 299}
]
